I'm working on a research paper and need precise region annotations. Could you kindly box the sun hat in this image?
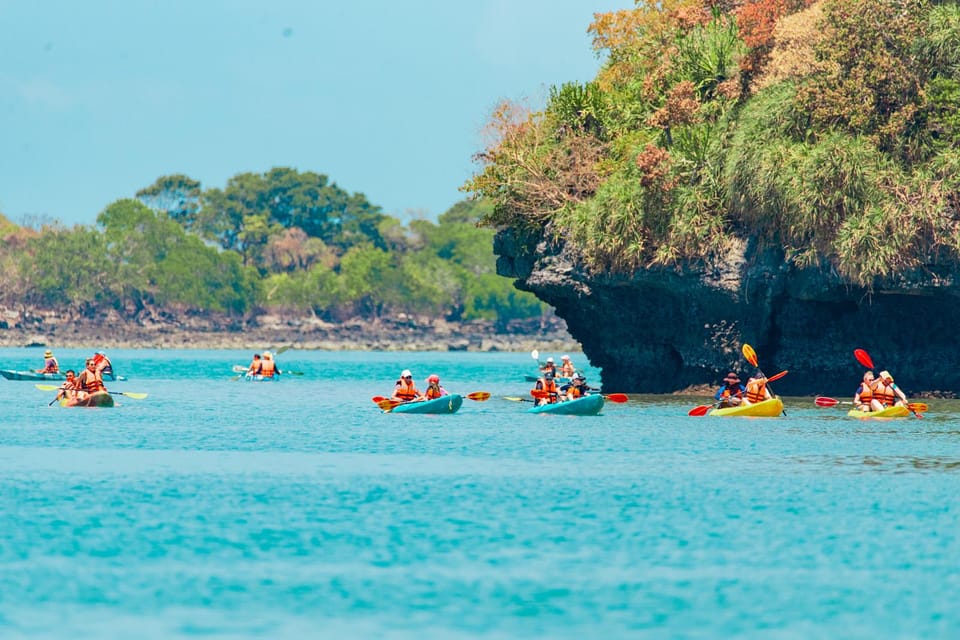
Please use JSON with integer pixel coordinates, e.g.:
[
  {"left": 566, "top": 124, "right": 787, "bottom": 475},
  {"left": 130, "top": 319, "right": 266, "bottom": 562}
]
[
  {"left": 879, "top": 370, "right": 893, "bottom": 382},
  {"left": 723, "top": 372, "right": 740, "bottom": 382},
  {"left": 401, "top": 369, "right": 412, "bottom": 378},
  {"left": 428, "top": 374, "right": 440, "bottom": 383},
  {"left": 44, "top": 350, "right": 53, "bottom": 357},
  {"left": 562, "top": 355, "right": 570, "bottom": 360},
  {"left": 546, "top": 357, "right": 554, "bottom": 363},
  {"left": 263, "top": 351, "right": 272, "bottom": 358}
]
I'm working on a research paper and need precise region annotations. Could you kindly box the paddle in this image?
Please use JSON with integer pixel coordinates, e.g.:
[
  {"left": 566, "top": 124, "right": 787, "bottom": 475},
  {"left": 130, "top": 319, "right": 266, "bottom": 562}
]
[
  {"left": 689, "top": 370, "right": 788, "bottom": 416},
  {"left": 530, "top": 389, "right": 627, "bottom": 403},
  {"left": 815, "top": 395, "right": 927, "bottom": 413},
  {"left": 466, "top": 392, "right": 490, "bottom": 401},
  {"left": 742, "top": 343, "right": 786, "bottom": 415},
  {"left": 503, "top": 396, "right": 535, "bottom": 403},
  {"left": 34, "top": 383, "right": 148, "bottom": 400},
  {"left": 854, "top": 348, "right": 921, "bottom": 418}
]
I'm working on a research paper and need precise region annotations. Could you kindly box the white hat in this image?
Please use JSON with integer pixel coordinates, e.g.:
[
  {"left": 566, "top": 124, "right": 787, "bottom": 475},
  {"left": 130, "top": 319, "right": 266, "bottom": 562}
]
[
  {"left": 546, "top": 357, "right": 554, "bottom": 363},
  {"left": 561, "top": 354, "right": 570, "bottom": 360},
  {"left": 401, "top": 369, "right": 412, "bottom": 377}
]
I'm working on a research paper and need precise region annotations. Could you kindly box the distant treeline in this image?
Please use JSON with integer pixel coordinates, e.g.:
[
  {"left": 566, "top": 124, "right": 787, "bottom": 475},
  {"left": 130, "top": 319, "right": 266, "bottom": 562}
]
[{"left": 0, "top": 169, "right": 542, "bottom": 326}]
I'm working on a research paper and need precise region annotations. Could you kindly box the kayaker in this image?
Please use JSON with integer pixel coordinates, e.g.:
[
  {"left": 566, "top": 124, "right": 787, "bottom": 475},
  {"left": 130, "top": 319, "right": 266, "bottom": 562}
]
[
  {"left": 742, "top": 374, "right": 773, "bottom": 406},
  {"left": 562, "top": 373, "right": 589, "bottom": 400},
  {"left": 56, "top": 369, "right": 79, "bottom": 403},
  {"left": 260, "top": 351, "right": 280, "bottom": 378},
  {"left": 533, "top": 370, "right": 560, "bottom": 406},
  {"left": 247, "top": 354, "right": 263, "bottom": 376},
  {"left": 93, "top": 351, "right": 114, "bottom": 380},
  {"left": 715, "top": 372, "right": 745, "bottom": 408},
  {"left": 392, "top": 369, "right": 423, "bottom": 402},
  {"left": 423, "top": 374, "right": 448, "bottom": 400},
  {"left": 76, "top": 358, "right": 107, "bottom": 401},
  {"left": 36, "top": 349, "right": 59, "bottom": 374},
  {"left": 540, "top": 357, "right": 557, "bottom": 378},
  {"left": 854, "top": 371, "right": 876, "bottom": 412},
  {"left": 559, "top": 355, "right": 576, "bottom": 377},
  {"left": 871, "top": 370, "right": 909, "bottom": 410}
]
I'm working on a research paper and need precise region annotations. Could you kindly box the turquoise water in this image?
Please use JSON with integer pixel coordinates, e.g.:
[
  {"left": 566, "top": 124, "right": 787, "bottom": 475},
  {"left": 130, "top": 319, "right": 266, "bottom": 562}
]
[{"left": 1, "top": 347, "right": 959, "bottom": 639}]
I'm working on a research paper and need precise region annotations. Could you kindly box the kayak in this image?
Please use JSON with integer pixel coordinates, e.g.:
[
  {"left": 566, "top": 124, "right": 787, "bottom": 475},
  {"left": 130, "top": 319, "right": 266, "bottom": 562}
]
[
  {"left": 60, "top": 391, "right": 115, "bottom": 408},
  {"left": 709, "top": 397, "right": 784, "bottom": 417},
  {"left": 243, "top": 374, "right": 277, "bottom": 382},
  {"left": 388, "top": 394, "right": 463, "bottom": 414},
  {"left": 528, "top": 394, "right": 604, "bottom": 416},
  {"left": 0, "top": 369, "right": 125, "bottom": 382},
  {"left": 847, "top": 405, "right": 911, "bottom": 419},
  {"left": 1, "top": 369, "right": 66, "bottom": 381}
]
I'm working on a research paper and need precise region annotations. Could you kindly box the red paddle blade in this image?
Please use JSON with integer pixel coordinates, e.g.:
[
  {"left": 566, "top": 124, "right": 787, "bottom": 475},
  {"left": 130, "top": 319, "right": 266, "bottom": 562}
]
[
  {"left": 854, "top": 349, "right": 874, "bottom": 369},
  {"left": 815, "top": 396, "right": 839, "bottom": 407},
  {"left": 604, "top": 393, "right": 629, "bottom": 403},
  {"left": 742, "top": 343, "right": 758, "bottom": 367},
  {"left": 372, "top": 396, "right": 388, "bottom": 404},
  {"left": 466, "top": 391, "right": 490, "bottom": 401},
  {"left": 688, "top": 405, "right": 711, "bottom": 416},
  {"left": 766, "top": 370, "right": 788, "bottom": 383}
]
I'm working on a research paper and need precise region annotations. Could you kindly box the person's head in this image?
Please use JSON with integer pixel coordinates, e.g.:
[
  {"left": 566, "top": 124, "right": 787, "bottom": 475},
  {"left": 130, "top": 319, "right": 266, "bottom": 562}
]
[
  {"left": 723, "top": 372, "right": 740, "bottom": 386},
  {"left": 562, "top": 355, "right": 570, "bottom": 362},
  {"left": 85, "top": 359, "right": 96, "bottom": 370},
  {"left": 44, "top": 350, "right": 53, "bottom": 358},
  {"left": 263, "top": 351, "right": 272, "bottom": 359},
  {"left": 65, "top": 369, "right": 76, "bottom": 380},
  {"left": 879, "top": 370, "right": 893, "bottom": 383},
  {"left": 546, "top": 357, "right": 554, "bottom": 364},
  {"left": 253, "top": 354, "right": 261, "bottom": 360},
  {"left": 427, "top": 374, "right": 440, "bottom": 385},
  {"left": 863, "top": 371, "right": 875, "bottom": 382},
  {"left": 401, "top": 369, "right": 413, "bottom": 382},
  {"left": 574, "top": 373, "right": 586, "bottom": 384},
  {"left": 544, "top": 370, "right": 555, "bottom": 380}
]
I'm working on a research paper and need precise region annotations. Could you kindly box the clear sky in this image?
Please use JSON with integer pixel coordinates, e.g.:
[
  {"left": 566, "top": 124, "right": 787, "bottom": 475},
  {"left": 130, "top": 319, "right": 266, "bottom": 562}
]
[{"left": 0, "top": 0, "right": 628, "bottom": 226}]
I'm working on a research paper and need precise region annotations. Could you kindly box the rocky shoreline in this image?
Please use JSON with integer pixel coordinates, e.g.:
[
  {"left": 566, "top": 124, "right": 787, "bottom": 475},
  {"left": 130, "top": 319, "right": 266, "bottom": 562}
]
[{"left": 0, "top": 306, "right": 580, "bottom": 353}]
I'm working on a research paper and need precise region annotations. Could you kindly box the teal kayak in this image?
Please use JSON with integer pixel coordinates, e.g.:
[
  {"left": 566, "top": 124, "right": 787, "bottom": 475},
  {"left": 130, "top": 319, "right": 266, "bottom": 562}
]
[
  {"left": 1, "top": 369, "right": 66, "bottom": 381},
  {"left": 527, "top": 394, "right": 604, "bottom": 415},
  {"left": 243, "top": 374, "right": 277, "bottom": 382},
  {"left": 388, "top": 394, "right": 463, "bottom": 414}
]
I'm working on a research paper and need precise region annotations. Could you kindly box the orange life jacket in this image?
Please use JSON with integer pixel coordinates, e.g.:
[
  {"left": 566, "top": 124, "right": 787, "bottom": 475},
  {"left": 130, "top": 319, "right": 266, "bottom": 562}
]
[
  {"left": 856, "top": 381, "right": 874, "bottom": 403},
  {"left": 78, "top": 370, "right": 105, "bottom": 393},
  {"left": 260, "top": 360, "right": 276, "bottom": 377},
  {"left": 394, "top": 380, "right": 419, "bottom": 401},
  {"left": 567, "top": 384, "right": 583, "bottom": 399},
  {"left": 745, "top": 379, "right": 767, "bottom": 403},
  {"left": 873, "top": 380, "right": 897, "bottom": 406},
  {"left": 425, "top": 385, "right": 443, "bottom": 400},
  {"left": 536, "top": 378, "right": 558, "bottom": 403}
]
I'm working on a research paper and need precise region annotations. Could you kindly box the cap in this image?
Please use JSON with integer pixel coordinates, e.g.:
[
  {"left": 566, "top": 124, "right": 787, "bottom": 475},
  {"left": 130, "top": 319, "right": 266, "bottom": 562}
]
[
  {"left": 562, "top": 355, "right": 570, "bottom": 360},
  {"left": 546, "top": 357, "right": 554, "bottom": 363},
  {"left": 44, "top": 350, "right": 53, "bottom": 357},
  {"left": 879, "top": 370, "right": 893, "bottom": 382},
  {"left": 401, "top": 369, "right": 412, "bottom": 378},
  {"left": 574, "top": 373, "right": 586, "bottom": 381},
  {"left": 428, "top": 374, "right": 440, "bottom": 383},
  {"left": 723, "top": 372, "right": 740, "bottom": 382}
]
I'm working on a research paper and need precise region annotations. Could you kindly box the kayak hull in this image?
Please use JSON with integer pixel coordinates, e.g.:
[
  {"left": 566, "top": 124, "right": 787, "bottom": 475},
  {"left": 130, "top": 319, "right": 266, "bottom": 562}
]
[
  {"left": 243, "top": 374, "right": 277, "bottom": 382},
  {"left": 709, "top": 397, "right": 783, "bottom": 417},
  {"left": 60, "top": 391, "right": 115, "bottom": 408},
  {"left": 1, "top": 369, "right": 66, "bottom": 381},
  {"left": 389, "top": 394, "right": 463, "bottom": 414},
  {"left": 528, "top": 394, "right": 604, "bottom": 416},
  {"left": 847, "top": 405, "right": 910, "bottom": 419}
]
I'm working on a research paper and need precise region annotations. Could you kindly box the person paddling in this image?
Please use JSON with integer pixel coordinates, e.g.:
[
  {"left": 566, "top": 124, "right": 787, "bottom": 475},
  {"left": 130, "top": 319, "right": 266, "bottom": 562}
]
[
  {"left": 392, "top": 369, "right": 423, "bottom": 403},
  {"left": 742, "top": 374, "right": 773, "bottom": 406},
  {"left": 76, "top": 358, "right": 107, "bottom": 403},
  {"left": 36, "top": 349, "right": 60, "bottom": 374},
  {"left": 559, "top": 355, "right": 576, "bottom": 378},
  {"left": 533, "top": 370, "right": 560, "bottom": 406},
  {"left": 247, "top": 354, "right": 263, "bottom": 376},
  {"left": 871, "top": 370, "right": 909, "bottom": 411},
  {"left": 56, "top": 369, "right": 80, "bottom": 404},
  {"left": 715, "top": 372, "right": 745, "bottom": 408},
  {"left": 93, "top": 351, "right": 114, "bottom": 380},
  {"left": 260, "top": 351, "right": 280, "bottom": 378},
  {"left": 561, "top": 373, "right": 589, "bottom": 401}
]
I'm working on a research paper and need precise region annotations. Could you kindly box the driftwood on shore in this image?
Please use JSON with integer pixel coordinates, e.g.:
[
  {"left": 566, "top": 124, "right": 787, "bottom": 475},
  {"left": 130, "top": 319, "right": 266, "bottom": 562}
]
[{"left": 0, "top": 307, "right": 579, "bottom": 352}]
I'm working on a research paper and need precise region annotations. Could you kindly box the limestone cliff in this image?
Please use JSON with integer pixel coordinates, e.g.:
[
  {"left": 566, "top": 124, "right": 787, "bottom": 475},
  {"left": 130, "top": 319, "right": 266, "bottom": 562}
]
[{"left": 495, "top": 226, "right": 960, "bottom": 397}]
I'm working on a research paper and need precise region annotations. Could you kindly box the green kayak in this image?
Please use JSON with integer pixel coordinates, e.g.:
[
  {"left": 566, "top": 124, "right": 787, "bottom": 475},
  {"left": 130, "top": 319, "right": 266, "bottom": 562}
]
[
  {"left": 527, "top": 394, "right": 604, "bottom": 416},
  {"left": 1, "top": 369, "right": 66, "bottom": 381},
  {"left": 60, "top": 391, "right": 115, "bottom": 408},
  {"left": 388, "top": 394, "right": 463, "bottom": 414}
]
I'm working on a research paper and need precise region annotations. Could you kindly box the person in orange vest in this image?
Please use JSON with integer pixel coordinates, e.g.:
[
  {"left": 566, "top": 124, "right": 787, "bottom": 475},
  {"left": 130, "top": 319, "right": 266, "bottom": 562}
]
[
  {"left": 423, "top": 374, "right": 447, "bottom": 400},
  {"left": 92, "top": 351, "right": 115, "bottom": 380},
  {"left": 36, "top": 349, "right": 60, "bottom": 374},
  {"left": 559, "top": 355, "right": 576, "bottom": 378},
  {"left": 533, "top": 370, "right": 560, "bottom": 406},
  {"left": 854, "top": 371, "right": 876, "bottom": 412},
  {"left": 246, "top": 353, "right": 263, "bottom": 376},
  {"left": 56, "top": 369, "right": 80, "bottom": 404},
  {"left": 539, "top": 357, "right": 557, "bottom": 378},
  {"left": 870, "top": 370, "right": 908, "bottom": 411},
  {"left": 742, "top": 374, "right": 773, "bottom": 407},
  {"left": 76, "top": 358, "right": 106, "bottom": 402},
  {"left": 561, "top": 373, "right": 589, "bottom": 401},
  {"left": 392, "top": 369, "right": 422, "bottom": 402},
  {"left": 259, "top": 351, "right": 280, "bottom": 378}
]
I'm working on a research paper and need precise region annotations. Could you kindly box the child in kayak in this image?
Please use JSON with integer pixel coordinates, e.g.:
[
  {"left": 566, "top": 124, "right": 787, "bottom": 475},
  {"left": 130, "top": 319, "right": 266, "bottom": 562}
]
[{"left": 423, "top": 374, "right": 448, "bottom": 400}]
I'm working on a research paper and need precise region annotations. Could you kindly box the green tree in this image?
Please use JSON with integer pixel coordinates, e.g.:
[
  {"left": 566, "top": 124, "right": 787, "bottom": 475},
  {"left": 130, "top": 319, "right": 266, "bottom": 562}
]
[{"left": 136, "top": 174, "right": 203, "bottom": 226}]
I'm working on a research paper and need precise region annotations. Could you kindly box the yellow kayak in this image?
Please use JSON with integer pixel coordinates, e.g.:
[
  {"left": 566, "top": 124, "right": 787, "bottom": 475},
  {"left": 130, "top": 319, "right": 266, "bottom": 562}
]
[
  {"left": 847, "top": 405, "right": 910, "bottom": 419},
  {"left": 709, "top": 397, "right": 783, "bottom": 417}
]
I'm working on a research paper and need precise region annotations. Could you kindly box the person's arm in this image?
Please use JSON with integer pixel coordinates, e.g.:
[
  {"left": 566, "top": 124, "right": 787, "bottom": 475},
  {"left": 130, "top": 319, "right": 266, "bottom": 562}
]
[{"left": 893, "top": 384, "right": 909, "bottom": 404}]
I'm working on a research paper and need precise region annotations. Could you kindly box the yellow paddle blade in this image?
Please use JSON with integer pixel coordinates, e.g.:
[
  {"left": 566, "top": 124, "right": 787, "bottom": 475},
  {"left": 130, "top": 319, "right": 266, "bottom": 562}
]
[
  {"left": 116, "top": 391, "right": 148, "bottom": 400},
  {"left": 35, "top": 384, "right": 59, "bottom": 391},
  {"left": 742, "top": 343, "right": 758, "bottom": 367}
]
